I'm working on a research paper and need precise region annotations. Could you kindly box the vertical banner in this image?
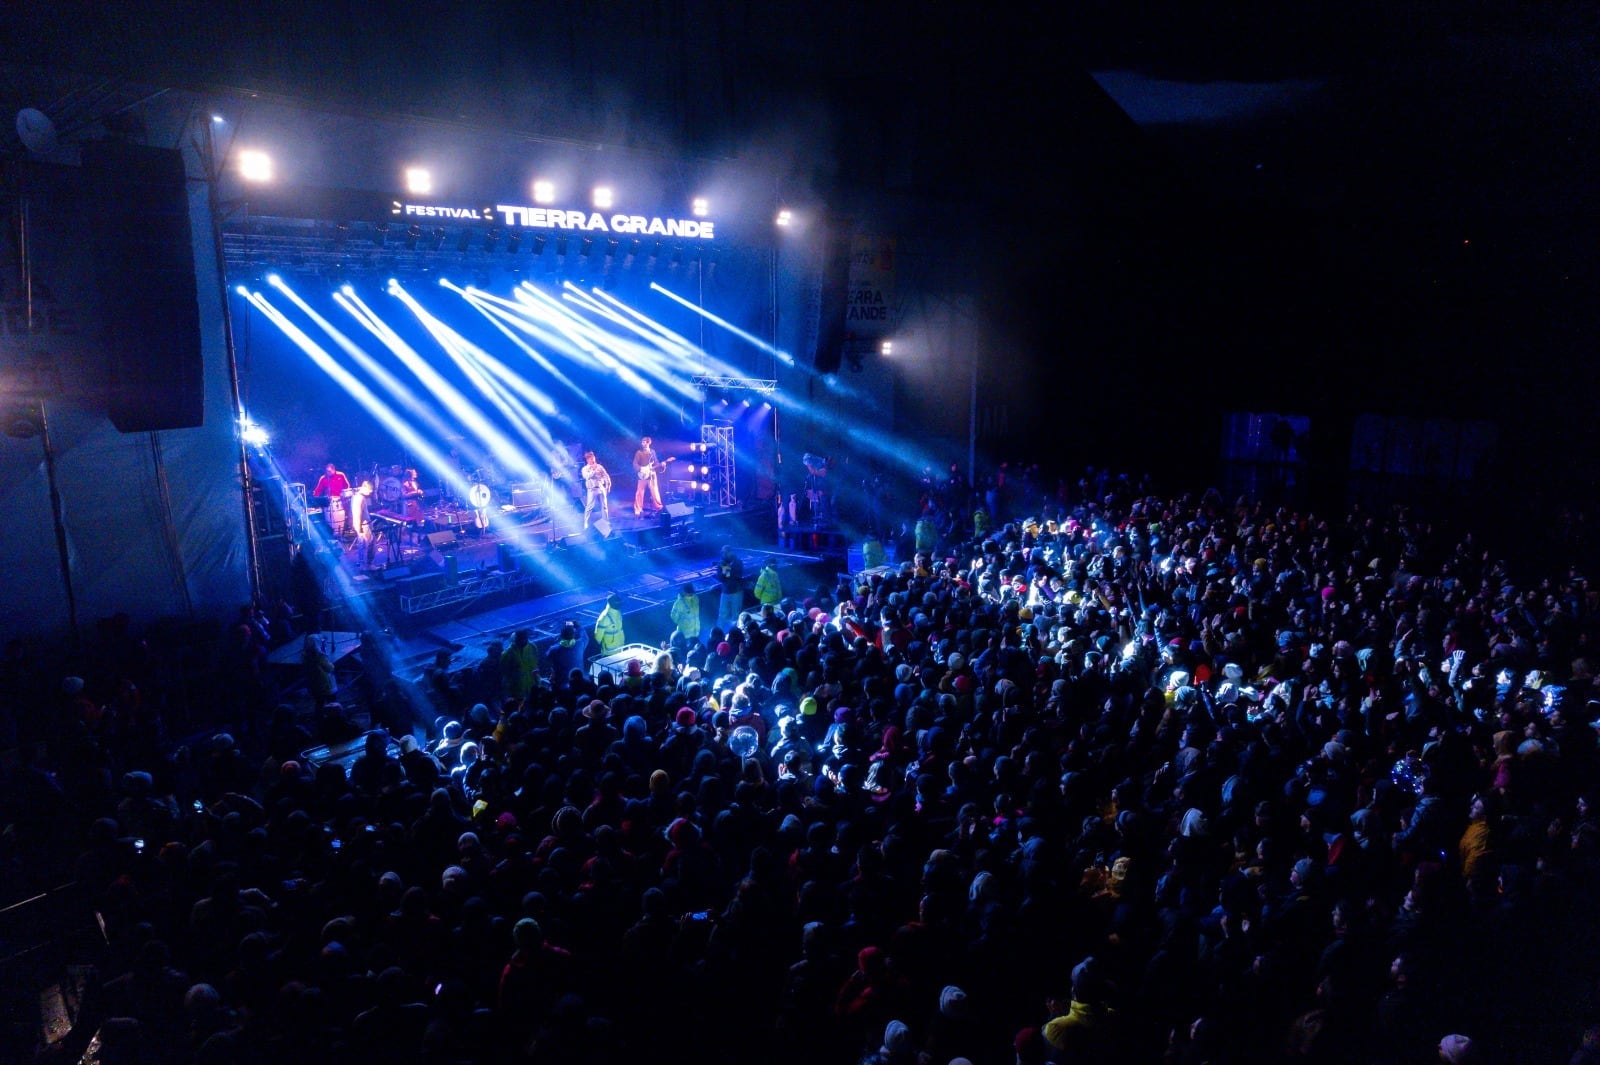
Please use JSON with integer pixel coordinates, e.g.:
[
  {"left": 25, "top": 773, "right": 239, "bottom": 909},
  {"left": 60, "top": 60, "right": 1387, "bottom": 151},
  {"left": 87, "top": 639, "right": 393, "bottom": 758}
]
[{"left": 846, "top": 235, "right": 895, "bottom": 336}]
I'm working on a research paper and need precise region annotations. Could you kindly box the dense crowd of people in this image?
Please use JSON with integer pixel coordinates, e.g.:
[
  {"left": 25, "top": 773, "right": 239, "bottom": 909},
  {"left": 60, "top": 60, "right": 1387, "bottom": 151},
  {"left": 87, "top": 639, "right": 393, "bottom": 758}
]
[{"left": 8, "top": 470, "right": 1600, "bottom": 1063}]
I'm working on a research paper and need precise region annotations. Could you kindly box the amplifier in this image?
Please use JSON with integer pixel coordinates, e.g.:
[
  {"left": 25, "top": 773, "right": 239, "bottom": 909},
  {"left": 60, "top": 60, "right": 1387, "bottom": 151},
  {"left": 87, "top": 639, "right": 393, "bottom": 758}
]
[
  {"left": 430, "top": 508, "right": 472, "bottom": 527},
  {"left": 511, "top": 488, "right": 543, "bottom": 509}
]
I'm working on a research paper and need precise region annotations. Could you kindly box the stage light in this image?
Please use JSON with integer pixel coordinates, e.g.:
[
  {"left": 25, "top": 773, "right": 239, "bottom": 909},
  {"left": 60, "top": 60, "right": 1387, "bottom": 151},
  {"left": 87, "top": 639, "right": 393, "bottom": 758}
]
[
  {"left": 211, "top": 114, "right": 225, "bottom": 124},
  {"left": 881, "top": 340, "right": 894, "bottom": 355},
  {"left": 532, "top": 234, "right": 548, "bottom": 256},
  {"left": 405, "top": 167, "right": 432, "bottom": 194},
  {"left": 341, "top": 284, "right": 354, "bottom": 295},
  {"left": 373, "top": 221, "right": 389, "bottom": 247},
  {"left": 266, "top": 273, "right": 282, "bottom": 287},
  {"left": 593, "top": 186, "right": 614, "bottom": 209},
  {"left": 405, "top": 224, "right": 422, "bottom": 250},
  {"left": 762, "top": 401, "right": 771, "bottom": 409},
  {"left": 699, "top": 482, "right": 710, "bottom": 492},
  {"left": 701, "top": 465, "right": 709, "bottom": 475},
  {"left": 533, "top": 179, "right": 555, "bottom": 204},
  {"left": 741, "top": 398, "right": 750, "bottom": 406},
  {"left": 239, "top": 417, "right": 269, "bottom": 448},
  {"left": 234, "top": 285, "right": 249, "bottom": 296},
  {"left": 692, "top": 197, "right": 709, "bottom": 217},
  {"left": 238, "top": 149, "right": 273, "bottom": 182},
  {"left": 775, "top": 209, "right": 792, "bottom": 227}
]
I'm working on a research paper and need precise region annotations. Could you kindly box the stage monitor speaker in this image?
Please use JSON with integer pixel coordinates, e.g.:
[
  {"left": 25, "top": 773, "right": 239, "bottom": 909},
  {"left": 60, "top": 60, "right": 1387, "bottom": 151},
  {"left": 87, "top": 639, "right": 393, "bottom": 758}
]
[
  {"left": 511, "top": 488, "right": 542, "bottom": 508},
  {"left": 426, "top": 531, "right": 457, "bottom": 549},
  {"left": 82, "top": 142, "right": 204, "bottom": 432},
  {"left": 592, "top": 516, "right": 613, "bottom": 538},
  {"left": 664, "top": 502, "right": 694, "bottom": 519},
  {"left": 497, "top": 543, "right": 517, "bottom": 572}
]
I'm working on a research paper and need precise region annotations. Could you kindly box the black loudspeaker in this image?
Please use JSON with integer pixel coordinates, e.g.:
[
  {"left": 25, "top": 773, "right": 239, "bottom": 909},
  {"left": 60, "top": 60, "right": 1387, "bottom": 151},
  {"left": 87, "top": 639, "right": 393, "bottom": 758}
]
[
  {"left": 426, "top": 530, "right": 457, "bottom": 549},
  {"left": 812, "top": 232, "right": 852, "bottom": 374},
  {"left": 81, "top": 142, "right": 204, "bottom": 432},
  {"left": 497, "top": 543, "right": 517, "bottom": 571},
  {"left": 664, "top": 502, "right": 694, "bottom": 519}
]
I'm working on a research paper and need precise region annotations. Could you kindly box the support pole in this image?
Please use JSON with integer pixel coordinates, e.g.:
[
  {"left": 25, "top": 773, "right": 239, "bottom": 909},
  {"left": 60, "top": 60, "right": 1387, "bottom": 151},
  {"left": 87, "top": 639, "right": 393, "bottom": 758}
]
[{"left": 198, "top": 106, "right": 263, "bottom": 603}]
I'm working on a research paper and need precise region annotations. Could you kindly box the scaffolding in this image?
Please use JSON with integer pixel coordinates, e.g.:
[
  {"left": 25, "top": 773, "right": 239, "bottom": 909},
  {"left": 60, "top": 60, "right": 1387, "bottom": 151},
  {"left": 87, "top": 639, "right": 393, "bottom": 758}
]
[{"left": 701, "top": 423, "right": 736, "bottom": 509}]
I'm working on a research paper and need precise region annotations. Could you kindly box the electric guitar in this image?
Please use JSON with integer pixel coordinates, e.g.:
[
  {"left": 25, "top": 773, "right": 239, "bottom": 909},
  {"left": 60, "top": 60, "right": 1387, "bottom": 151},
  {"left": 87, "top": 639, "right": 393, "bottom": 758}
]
[{"left": 635, "top": 456, "right": 675, "bottom": 481}]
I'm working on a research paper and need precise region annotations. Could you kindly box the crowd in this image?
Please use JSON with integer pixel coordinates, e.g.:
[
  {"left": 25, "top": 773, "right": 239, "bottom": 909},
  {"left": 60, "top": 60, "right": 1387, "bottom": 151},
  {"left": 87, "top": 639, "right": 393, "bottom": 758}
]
[{"left": 8, "top": 471, "right": 1600, "bottom": 1064}]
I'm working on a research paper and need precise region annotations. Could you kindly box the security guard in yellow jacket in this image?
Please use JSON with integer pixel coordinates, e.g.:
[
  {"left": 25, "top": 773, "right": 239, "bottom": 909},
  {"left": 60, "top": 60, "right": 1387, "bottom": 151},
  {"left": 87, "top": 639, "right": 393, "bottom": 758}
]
[
  {"left": 595, "top": 593, "right": 626, "bottom": 653},
  {"left": 753, "top": 558, "right": 783, "bottom": 609}
]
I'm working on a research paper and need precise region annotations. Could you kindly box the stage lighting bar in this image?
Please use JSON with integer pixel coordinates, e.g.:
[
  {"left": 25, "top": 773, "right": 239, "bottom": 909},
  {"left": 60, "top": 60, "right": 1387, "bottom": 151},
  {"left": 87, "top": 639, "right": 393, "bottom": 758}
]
[
  {"left": 533, "top": 179, "right": 555, "bottom": 204},
  {"left": 690, "top": 375, "right": 777, "bottom": 396}
]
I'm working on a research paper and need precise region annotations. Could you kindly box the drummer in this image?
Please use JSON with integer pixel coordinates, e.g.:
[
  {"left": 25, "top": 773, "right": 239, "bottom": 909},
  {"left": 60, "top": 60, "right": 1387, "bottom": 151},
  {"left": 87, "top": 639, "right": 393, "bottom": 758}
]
[{"left": 312, "top": 462, "right": 352, "bottom": 534}]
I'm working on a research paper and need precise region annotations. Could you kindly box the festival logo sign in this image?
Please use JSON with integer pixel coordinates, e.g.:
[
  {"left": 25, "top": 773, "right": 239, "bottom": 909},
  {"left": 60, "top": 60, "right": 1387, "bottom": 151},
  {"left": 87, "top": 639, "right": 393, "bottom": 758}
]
[
  {"left": 393, "top": 201, "right": 714, "bottom": 239},
  {"left": 846, "top": 236, "right": 895, "bottom": 334}
]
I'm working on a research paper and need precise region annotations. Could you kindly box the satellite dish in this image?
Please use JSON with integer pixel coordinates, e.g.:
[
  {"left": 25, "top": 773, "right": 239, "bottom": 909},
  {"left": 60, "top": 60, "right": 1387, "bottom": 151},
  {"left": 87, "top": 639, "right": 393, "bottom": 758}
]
[{"left": 15, "top": 108, "right": 58, "bottom": 155}]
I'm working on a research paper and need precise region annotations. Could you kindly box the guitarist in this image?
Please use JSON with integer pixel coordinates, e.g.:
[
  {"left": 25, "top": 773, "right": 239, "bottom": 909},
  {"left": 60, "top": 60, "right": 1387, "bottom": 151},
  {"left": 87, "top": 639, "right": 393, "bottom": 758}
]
[
  {"left": 632, "top": 435, "right": 666, "bottom": 517},
  {"left": 581, "top": 450, "right": 612, "bottom": 529}
]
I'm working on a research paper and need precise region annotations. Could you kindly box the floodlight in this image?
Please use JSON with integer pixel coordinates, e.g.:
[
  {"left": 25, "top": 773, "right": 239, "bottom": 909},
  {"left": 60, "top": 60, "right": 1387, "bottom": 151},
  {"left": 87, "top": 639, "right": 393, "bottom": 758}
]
[
  {"left": 775, "top": 209, "right": 792, "bottom": 227},
  {"left": 692, "top": 197, "right": 709, "bottom": 217},
  {"left": 533, "top": 179, "right": 555, "bottom": 204},
  {"left": 593, "top": 186, "right": 613, "bottom": 209},
  {"left": 881, "top": 341, "right": 894, "bottom": 355},
  {"left": 405, "top": 168, "right": 432, "bottom": 194},
  {"left": 238, "top": 149, "right": 273, "bottom": 182}
]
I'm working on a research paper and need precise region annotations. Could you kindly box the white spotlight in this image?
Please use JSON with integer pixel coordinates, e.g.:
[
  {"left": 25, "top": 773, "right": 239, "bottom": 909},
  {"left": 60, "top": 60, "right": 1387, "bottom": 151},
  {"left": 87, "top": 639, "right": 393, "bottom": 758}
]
[
  {"left": 238, "top": 149, "right": 273, "bottom": 183},
  {"left": 234, "top": 285, "right": 249, "bottom": 296},
  {"left": 211, "top": 114, "right": 225, "bottom": 124},
  {"left": 775, "top": 209, "right": 792, "bottom": 227},
  {"left": 405, "top": 167, "right": 432, "bottom": 194},
  {"left": 266, "top": 273, "right": 282, "bottom": 287},
  {"left": 533, "top": 179, "right": 555, "bottom": 204},
  {"left": 692, "top": 197, "right": 709, "bottom": 217},
  {"left": 593, "top": 186, "right": 613, "bottom": 209},
  {"left": 240, "top": 418, "right": 269, "bottom": 448},
  {"left": 881, "top": 340, "right": 894, "bottom": 355}
]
